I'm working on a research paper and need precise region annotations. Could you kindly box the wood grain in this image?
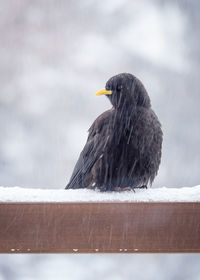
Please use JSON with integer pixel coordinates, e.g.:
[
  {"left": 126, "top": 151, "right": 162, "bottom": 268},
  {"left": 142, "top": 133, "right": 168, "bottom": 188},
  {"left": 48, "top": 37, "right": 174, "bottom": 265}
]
[{"left": 0, "top": 202, "right": 199, "bottom": 253}]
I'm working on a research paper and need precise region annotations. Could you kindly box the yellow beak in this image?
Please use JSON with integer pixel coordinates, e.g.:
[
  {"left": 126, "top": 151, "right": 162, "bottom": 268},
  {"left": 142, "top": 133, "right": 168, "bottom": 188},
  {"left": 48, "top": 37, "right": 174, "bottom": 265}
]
[{"left": 95, "top": 88, "right": 112, "bottom": 96}]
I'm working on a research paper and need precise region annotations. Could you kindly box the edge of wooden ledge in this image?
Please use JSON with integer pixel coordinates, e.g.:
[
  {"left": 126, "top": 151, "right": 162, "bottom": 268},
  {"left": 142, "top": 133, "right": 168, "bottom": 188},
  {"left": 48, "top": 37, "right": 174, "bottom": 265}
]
[{"left": 0, "top": 202, "right": 200, "bottom": 253}]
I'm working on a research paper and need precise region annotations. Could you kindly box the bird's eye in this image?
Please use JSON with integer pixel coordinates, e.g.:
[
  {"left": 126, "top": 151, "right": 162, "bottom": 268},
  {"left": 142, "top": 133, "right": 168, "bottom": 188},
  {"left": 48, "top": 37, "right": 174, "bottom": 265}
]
[{"left": 106, "top": 84, "right": 111, "bottom": 91}]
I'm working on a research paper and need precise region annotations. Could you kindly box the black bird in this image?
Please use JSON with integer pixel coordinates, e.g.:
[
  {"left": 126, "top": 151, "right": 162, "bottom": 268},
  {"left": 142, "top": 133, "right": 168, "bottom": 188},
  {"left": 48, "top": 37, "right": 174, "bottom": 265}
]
[{"left": 66, "top": 73, "right": 162, "bottom": 191}]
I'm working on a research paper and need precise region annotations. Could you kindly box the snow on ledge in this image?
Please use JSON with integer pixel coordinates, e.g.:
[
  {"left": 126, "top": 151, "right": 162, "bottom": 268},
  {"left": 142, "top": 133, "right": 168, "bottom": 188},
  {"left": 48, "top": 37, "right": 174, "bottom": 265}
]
[{"left": 0, "top": 186, "right": 200, "bottom": 202}]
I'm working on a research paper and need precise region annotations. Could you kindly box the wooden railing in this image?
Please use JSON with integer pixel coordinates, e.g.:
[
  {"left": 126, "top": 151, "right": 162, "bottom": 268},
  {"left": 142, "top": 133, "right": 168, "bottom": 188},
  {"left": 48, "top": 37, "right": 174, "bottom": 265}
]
[{"left": 0, "top": 202, "right": 200, "bottom": 253}]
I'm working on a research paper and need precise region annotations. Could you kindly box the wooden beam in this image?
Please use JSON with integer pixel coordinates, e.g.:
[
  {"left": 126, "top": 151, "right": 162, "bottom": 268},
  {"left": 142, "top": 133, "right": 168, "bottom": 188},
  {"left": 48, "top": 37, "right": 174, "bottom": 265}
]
[{"left": 0, "top": 202, "right": 199, "bottom": 253}]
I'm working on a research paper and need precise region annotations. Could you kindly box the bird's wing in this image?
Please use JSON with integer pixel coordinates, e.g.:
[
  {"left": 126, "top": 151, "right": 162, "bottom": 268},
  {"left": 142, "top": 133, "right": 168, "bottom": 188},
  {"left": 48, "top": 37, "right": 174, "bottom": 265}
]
[{"left": 66, "top": 110, "right": 113, "bottom": 189}]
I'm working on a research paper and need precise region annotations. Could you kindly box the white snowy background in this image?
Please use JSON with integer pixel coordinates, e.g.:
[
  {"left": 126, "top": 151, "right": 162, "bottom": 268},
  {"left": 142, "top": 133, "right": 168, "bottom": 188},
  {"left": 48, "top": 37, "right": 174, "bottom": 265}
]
[{"left": 0, "top": 0, "right": 200, "bottom": 279}]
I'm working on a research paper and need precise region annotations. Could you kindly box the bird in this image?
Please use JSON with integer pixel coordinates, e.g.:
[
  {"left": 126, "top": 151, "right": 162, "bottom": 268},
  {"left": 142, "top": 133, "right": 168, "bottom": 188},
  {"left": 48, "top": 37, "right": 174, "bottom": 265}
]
[{"left": 66, "top": 73, "right": 163, "bottom": 191}]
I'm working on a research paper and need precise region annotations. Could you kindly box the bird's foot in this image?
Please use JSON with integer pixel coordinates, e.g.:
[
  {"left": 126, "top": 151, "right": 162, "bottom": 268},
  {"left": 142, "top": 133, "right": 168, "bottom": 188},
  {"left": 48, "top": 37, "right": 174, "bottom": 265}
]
[
  {"left": 113, "top": 186, "right": 132, "bottom": 192},
  {"left": 134, "top": 185, "right": 147, "bottom": 189}
]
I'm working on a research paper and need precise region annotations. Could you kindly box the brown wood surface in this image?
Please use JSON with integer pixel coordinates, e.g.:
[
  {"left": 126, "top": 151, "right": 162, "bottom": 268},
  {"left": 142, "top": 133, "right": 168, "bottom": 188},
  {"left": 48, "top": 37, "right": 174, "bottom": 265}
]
[{"left": 0, "top": 202, "right": 200, "bottom": 253}]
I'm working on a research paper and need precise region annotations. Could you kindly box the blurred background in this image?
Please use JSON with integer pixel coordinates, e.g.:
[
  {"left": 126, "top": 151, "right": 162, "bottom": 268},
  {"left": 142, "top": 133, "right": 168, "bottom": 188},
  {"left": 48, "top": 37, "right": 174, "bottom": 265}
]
[{"left": 0, "top": 0, "right": 199, "bottom": 279}]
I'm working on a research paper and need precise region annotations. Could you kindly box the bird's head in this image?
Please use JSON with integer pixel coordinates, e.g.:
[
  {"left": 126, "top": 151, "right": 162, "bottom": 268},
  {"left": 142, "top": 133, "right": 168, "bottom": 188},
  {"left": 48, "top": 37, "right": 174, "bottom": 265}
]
[{"left": 95, "top": 73, "right": 151, "bottom": 110}]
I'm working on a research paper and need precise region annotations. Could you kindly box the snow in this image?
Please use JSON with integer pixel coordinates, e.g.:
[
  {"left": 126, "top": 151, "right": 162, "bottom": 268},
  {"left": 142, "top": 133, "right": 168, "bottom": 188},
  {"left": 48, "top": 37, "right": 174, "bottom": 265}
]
[{"left": 0, "top": 186, "right": 200, "bottom": 202}]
